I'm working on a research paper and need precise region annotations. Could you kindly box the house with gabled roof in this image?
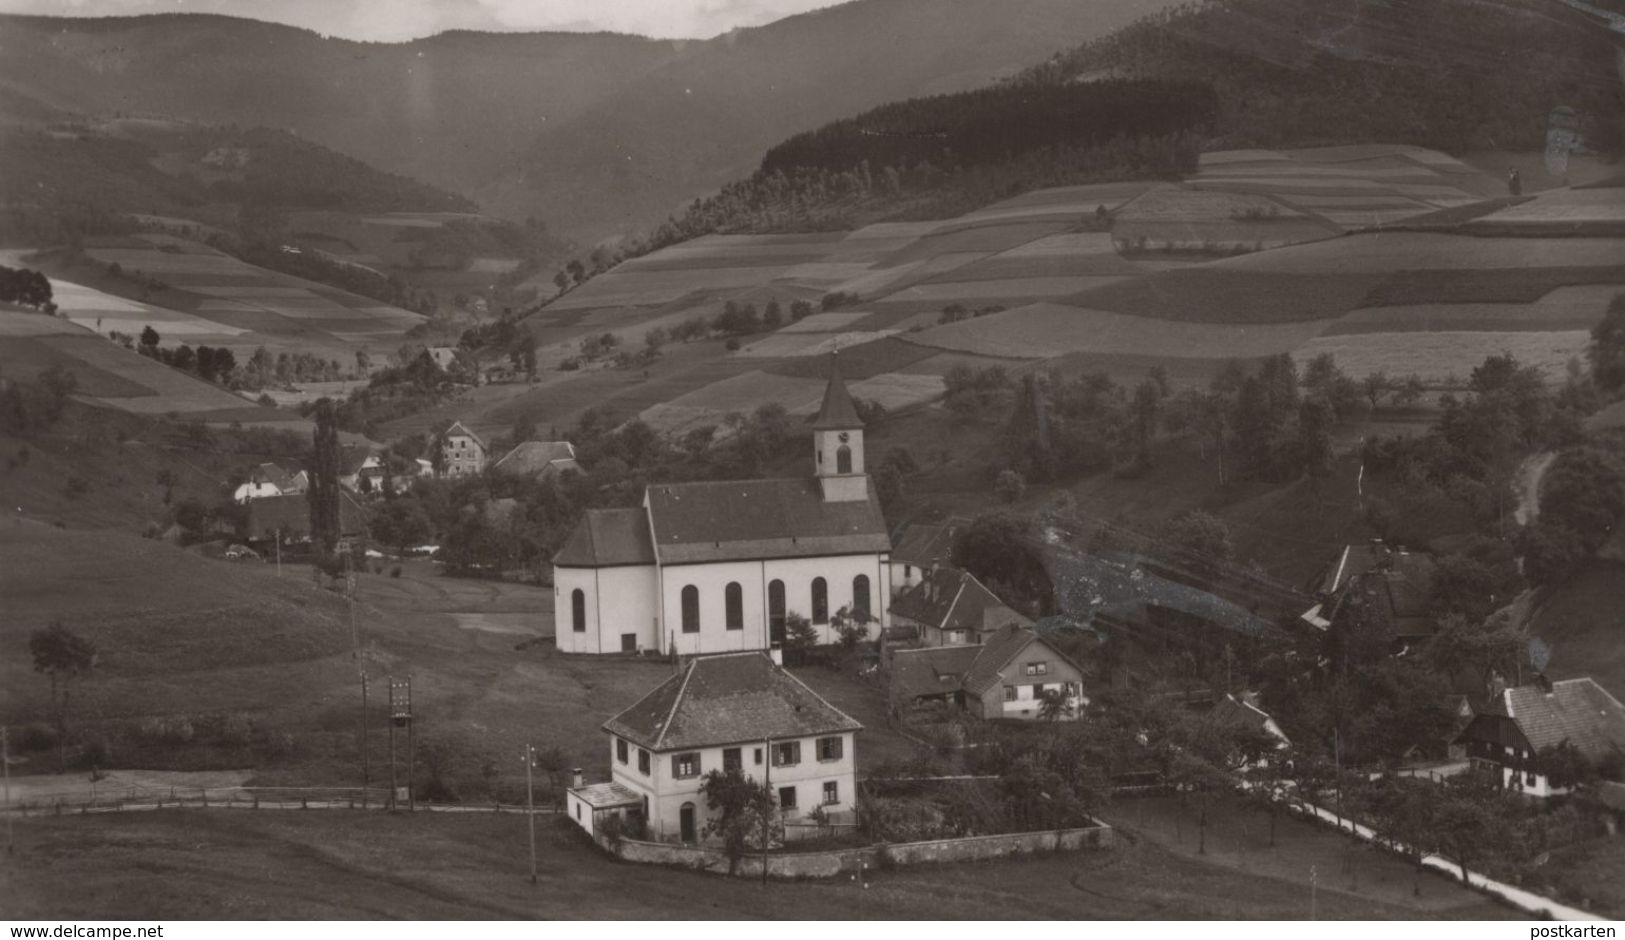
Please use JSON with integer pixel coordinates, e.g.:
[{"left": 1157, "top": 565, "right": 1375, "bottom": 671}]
[
  {"left": 232, "top": 462, "right": 308, "bottom": 503},
  {"left": 889, "top": 565, "right": 1031, "bottom": 647},
  {"left": 552, "top": 354, "right": 892, "bottom": 655},
  {"left": 566, "top": 651, "right": 862, "bottom": 843},
  {"left": 889, "top": 521, "right": 960, "bottom": 595},
  {"left": 1455, "top": 676, "right": 1625, "bottom": 797},
  {"left": 441, "top": 421, "right": 487, "bottom": 477},
  {"left": 1302, "top": 540, "right": 1437, "bottom": 642},
  {"left": 889, "top": 624, "right": 1086, "bottom": 721},
  {"left": 492, "top": 440, "right": 579, "bottom": 481}
]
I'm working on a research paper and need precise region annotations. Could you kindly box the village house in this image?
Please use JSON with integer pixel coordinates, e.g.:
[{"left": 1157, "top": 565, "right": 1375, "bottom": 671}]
[
  {"left": 440, "top": 421, "right": 488, "bottom": 477},
  {"left": 1302, "top": 540, "right": 1438, "bottom": 647},
  {"left": 232, "top": 462, "right": 308, "bottom": 503},
  {"left": 551, "top": 355, "right": 892, "bottom": 655},
  {"left": 888, "top": 624, "right": 1086, "bottom": 721},
  {"left": 491, "top": 440, "right": 579, "bottom": 481},
  {"left": 341, "top": 453, "right": 433, "bottom": 494},
  {"left": 240, "top": 490, "right": 369, "bottom": 548},
  {"left": 1204, "top": 692, "right": 1292, "bottom": 767},
  {"left": 566, "top": 651, "right": 862, "bottom": 843},
  {"left": 426, "top": 346, "right": 458, "bottom": 372},
  {"left": 889, "top": 521, "right": 959, "bottom": 596},
  {"left": 1455, "top": 676, "right": 1625, "bottom": 797},
  {"left": 889, "top": 565, "right": 1031, "bottom": 646}
]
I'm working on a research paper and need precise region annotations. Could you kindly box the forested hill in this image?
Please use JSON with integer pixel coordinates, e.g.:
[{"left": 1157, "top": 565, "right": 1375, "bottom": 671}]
[
  {"left": 626, "top": 78, "right": 1213, "bottom": 242},
  {"left": 1023, "top": 0, "right": 1624, "bottom": 156}
]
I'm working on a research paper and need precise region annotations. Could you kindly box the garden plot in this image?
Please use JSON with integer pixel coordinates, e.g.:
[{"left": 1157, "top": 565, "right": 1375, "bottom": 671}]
[
  {"left": 1292, "top": 331, "right": 1591, "bottom": 384},
  {"left": 778, "top": 312, "right": 869, "bottom": 333},
  {"left": 1323, "top": 302, "right": 1606, "bottom": 336},
  {"left": 847, "top": 372, "right": 946, "bottom": 410},
  {"left": 1114, "top": 218, "right": 1339, "bottom": 252},
  {"left": 738, "top": 330, "right": 898, "bottom": 358},
  {"left": 1216, "top": 232, "right": 1625, "bottom": 274},
  {"left": 1467, "top": 187, "right": 1625, "bottom": 228},
  {"left": 637, "top": 371, "right": 827, "bottom": 435},
  {"left": 907, "top": 302, "right": 1336, "bottom": 360},
  {"left": 880, "top": 221, "right": 1072, "bottom": 265},
  {"left": 829, "top": 251, "right": 989, "bottom": 299},
  {"left": 545, "top": 267, "right": 779, "bottom": 311},
  {"left": 1067, "top": 269, "right": 1383, "bottom": 323},
  {"left": 878, "top": 275, "right": 1130, "bottom": 305}
]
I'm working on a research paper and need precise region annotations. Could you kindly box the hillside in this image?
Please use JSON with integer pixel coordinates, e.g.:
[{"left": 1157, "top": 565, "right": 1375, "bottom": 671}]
[
  {"left": 0, "top": 0, "right": 1187, "bottom": 241},
  {"left": 1028, "top": 0, "right": 1624, "bottom": 157}
]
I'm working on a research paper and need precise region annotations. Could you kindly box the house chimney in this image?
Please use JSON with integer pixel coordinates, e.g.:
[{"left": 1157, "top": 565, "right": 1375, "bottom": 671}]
[
  {"left": 571, "top": 768, "right": 584, "bottom": 789},
  {"left": 1534, "top": 672, "right": 1553, "bottom": 695}
]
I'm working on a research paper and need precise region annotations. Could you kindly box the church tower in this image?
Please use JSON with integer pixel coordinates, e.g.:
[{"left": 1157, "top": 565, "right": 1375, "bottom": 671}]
[{"left": 809, "top": 352, "right": 868, "bottom": 502}]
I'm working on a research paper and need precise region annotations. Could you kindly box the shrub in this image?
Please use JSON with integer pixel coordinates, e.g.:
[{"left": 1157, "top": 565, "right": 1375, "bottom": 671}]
[
  {"left": 15, "top": 722, "right": 58, "bottom": 752},
  {"left": 725, "top": 337, "right": 741, "bottom": 352},
  {"left": 994, "top": 469, "right": 1027, "bottom": 503},
  {"left": 391, "top": 565, "right": 402, "bottom": 578}
]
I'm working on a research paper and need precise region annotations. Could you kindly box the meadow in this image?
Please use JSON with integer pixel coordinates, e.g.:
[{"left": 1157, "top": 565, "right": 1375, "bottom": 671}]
[{"left": 0, "top": 799, "right": 1516, "bottom": 920}]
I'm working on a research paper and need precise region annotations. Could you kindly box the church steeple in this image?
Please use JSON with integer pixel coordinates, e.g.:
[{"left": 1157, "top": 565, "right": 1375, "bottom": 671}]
[{"left": 810, "top": 351, "right": 867, "bottom": 501}]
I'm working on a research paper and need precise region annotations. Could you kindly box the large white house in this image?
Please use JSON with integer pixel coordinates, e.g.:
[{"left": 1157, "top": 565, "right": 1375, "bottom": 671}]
[
  {"left": 565, "top": 651, "right": 862, "bottom": 843},
  {"left": 552, "top": 356, "right": 892, "bottom": 655}
]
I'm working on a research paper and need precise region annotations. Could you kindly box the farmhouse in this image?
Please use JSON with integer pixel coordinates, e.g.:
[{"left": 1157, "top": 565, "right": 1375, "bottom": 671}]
[
  {"left": 566, "top": 651, "right": 862, "bottom": 843},
  {"left": 440, "top": 421, "right": 487, "bottom": 477},
  {"left": 1204, "top": 692, "right": 1291, "bottom": 766},
  {"left": 492, "top": 440, "right": 579, "bottom": 481},
  {"left": 232, "top": 462, "right": 307, "bottom": 503},
  {"left": 241, "top": 491, "right": 369, "bottom": 546},
  {"left": 889, "top": 521, "right": 959, "bottom": 596},
  {"left": 552, "top": 355, "right": 892, "bottom": 655},
  {"left": 1455, "top": 676, "right": 1625, "bottom": 798},
  {"left": 889, "top": 565, "right": 1030, "bottom": 646},
  {"left": 1301, "top": 540, "right": 1437, "bottom": 643},
  {"left": 889, "top": 624, "right": 1086, "bottom": 721}
]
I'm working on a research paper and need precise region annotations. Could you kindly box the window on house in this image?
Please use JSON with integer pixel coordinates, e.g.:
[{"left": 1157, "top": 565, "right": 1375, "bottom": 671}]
[
  {"left": 681, "top": 585, "right": 700, "bottom": 634},
  {"left": 778, "top": 785, "right": 797, "bottom": 809},
  {"left": 723, "top": 747, "right": 742, "bottom": 772},
  {"left": 638, "top": 749, "right": 650, "bottom": 775},
  {"left": 1004, "top": 686, "right": 1017, "bottom": 702},
  {"left": 816, "top": 736, "right": 843, "bottom": 762},
  {"left": 811, "top": 577, "right": 829, "bottom": 624},
  {"left": 753, "top": 748, "right": 763, "bottom": 766},
  {"left": 571, "top": 589, "right": 586, "bottom": 633},
  {"left": 823, "top": 781, "right": 839, "bottom": 805},
  {"left": 1032, "top": 684, "right": 1044, "bottom": 699},
  {"left": 672, "top": 752, "right": 700, "bottom": 779},
  {"left": 852, "top": 575, "right": 871, "bottom": 619},
  {"left": 1024, "top": 662, "right": 1048, "bottom": 677},
  {"left": 725, "top": 582, "right": 743, "bottom": 631},
  {"left": 773, "top": 741, "right": 801, "bottom": 767},
  {"left": 1527, "top": 771, "right": 1537, "bottom": 786},
  {"left": 904, "top": 564, "right": 912, "bottom": 578},
  {"left": 616, "top": 739, "right": 628, "bottom": 764}
]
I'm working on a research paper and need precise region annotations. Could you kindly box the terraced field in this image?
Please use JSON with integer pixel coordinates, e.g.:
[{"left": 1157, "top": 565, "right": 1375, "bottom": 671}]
[
  {"left": 17, "top": 235, "right": 426, "bottom": 363},
  {"left": 416, "top": 145, "right": 1621, "bottom": 438}
]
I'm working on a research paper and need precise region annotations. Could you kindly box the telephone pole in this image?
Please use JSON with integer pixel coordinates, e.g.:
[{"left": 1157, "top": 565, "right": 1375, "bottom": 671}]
[
  {"left": 525, "top": 744, "right": 537, "bottom": 885},
  {"left": 360, "top": 672, "right": 370, "bottom": 809},
  {"left": 3, "top": 726, "right": 13, "bottom": 855}
]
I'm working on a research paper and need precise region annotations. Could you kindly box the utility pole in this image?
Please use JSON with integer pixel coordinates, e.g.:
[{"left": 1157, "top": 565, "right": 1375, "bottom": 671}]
[
  {"left": 525, "top": 744, "right": 537, "bottom": 885},
  {"left": 360, "top": 672, "right": 370, "bottom": 810},
  {"left": 406, "top": 674, "right": 415, "bottom": 813},
  {"left": 762, "top": 737, "right": 771, "bottom": 887},
  {"left": 274, "top": 527, "right": 282, "bottom": 577},
  {"left": 388, "top": 674, "right": 398, "bottom": 812},
  {"left": 1310, "top": 864, "right": 1318, "bottom": 920},
  {"left": 3, "top": 725, "right": 13, "bottom": 855}
]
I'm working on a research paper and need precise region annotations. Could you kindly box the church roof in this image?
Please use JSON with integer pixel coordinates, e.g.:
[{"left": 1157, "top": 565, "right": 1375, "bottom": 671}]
[
  {"left": 552, "top": 508, "right": 657, "bottom": 567},
  {"left": 645, "top": 476, "right": 889, "bottom": 564},
  {"left": 604, "top": 651, "right": 862, "bottom": 751},
  {"left": 807, "top": 353, "right": 864, "bottom": 430}
]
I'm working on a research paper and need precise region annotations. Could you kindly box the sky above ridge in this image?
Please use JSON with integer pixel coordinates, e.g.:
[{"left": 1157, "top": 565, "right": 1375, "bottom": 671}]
[{"left": 0, "top": 0, "right": 849, "bottom": 40}]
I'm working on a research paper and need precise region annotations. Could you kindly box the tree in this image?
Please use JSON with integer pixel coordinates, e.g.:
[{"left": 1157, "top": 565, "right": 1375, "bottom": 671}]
[
  {"left": 1363, "top": 371, "right": 1390, "bottom": 410},
  {"left": 1163, "top": 509, "right": 1232, "bottom": 563},
  {"left": 532, "top": 745, "right": 569, "bottom": 811},
  {"left": 29, "top": 621, "right": 97, "bottom": 773},
  {"left": 1037, "top": 687, "right": 1076, "bottom": 722},
  {"left": 783, "top": 612, "right": 817, "bottom": 650},
  {"left": 371, "top": 498, "right": 432, "bottom": 555},
  {"left": 139, "top": 325, "right": 160, "bottom": 348},
  {"left": 994, "top": 468, "right": 1026, "bottom": 503},
  {"left": 308, "top": 398, "right": 342, "bottom": 554},
  {"left": 1588, "top": 294, "right": 1625, "bottom": 391},
  {"left": 699, "top": 768, "right": 779, "bottom": 871}
]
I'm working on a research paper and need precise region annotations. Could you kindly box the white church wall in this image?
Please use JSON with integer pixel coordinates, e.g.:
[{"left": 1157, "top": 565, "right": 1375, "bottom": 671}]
[{"left": 555, "top": 565, "right": 660, "bottom": 654}]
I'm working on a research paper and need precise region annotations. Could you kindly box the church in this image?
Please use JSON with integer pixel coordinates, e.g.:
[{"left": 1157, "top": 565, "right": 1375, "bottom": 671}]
[{"left": 552, "top": 355, "right": 893, "bottom": 655}]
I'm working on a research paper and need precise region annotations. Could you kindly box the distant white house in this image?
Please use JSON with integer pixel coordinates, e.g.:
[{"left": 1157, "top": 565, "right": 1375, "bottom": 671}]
[
  {"left": 440, "top": 421, "right": 487, "bottom": 477},
  {"left": 566, "top": 651, "right": 861, "bottom": 844},
  {"left": 552, "top": 355, "right": 891, "bottom": 655},
  {"left": 232, "top": 463, "right": 308, "bottom": 504},
  {"left": 1456, "top": 676, "right": 1625, "bottom": 798}
]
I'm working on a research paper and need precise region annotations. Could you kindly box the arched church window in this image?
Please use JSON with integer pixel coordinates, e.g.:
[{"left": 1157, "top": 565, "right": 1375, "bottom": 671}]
[
  {"left": 852, "top": 575, "right": 871, "bottom": 619},
  {"left": 836, "top": 444, "right": 852, "bottom": 474},
  {"left": 571, "top": 588, "right": 586, "bottom": 633},
  {"left": 725, "top": 582, "right": 743, "bottom": 631},
  {"left": 681, "top": 585, "right": 700, "bottom": 633},
  {"left": 811, "top": 578, "right": 828, "bottom": 624}
]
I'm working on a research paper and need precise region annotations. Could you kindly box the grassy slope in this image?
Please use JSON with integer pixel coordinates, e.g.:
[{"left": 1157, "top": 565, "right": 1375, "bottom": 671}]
[{"left": 0, "top": 806, "right": 1513, "bottom": 920}]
